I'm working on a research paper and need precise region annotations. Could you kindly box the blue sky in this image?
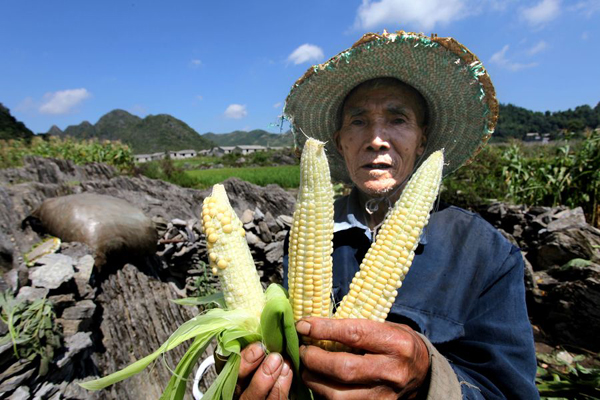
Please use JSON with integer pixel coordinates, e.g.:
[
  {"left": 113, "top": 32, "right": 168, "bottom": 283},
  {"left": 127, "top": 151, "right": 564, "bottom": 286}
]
[{"left": 1, "top": 0, "right": 599, "bottom": 135}]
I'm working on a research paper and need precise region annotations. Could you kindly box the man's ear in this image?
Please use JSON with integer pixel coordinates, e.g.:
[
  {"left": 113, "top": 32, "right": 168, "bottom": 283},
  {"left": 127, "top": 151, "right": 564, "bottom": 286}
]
[
  {"left": 417, "top": 127, "right": 427, "bottom": 156},
  {"left": 333, "top": 130, "right": 343, "bottom": 154}
]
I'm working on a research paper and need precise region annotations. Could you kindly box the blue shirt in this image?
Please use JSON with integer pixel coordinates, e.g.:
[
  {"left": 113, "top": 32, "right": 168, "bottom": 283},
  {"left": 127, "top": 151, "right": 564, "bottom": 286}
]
[{"left": 284, "top": 188, "right": 539, "bottom": 399}]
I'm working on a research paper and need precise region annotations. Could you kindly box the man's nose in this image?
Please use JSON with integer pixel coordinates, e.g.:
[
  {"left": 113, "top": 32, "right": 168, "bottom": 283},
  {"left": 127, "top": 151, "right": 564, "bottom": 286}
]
[{"left": 365, "top": 123, "right": 390, "bottom": 151}]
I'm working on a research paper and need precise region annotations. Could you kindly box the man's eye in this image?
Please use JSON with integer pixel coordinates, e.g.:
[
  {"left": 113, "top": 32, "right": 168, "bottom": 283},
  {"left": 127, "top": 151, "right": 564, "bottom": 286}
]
[
  {"left": 350, "top": 119, "right": 364, "bottom": 126},
  {"left": 392, "top": 118, "right": 406, "bottom": 125}
]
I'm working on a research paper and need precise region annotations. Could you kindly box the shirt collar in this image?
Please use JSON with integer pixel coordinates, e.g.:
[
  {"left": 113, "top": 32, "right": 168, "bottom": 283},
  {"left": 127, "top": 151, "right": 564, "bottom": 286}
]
[{"left": 333, "top": 186, "right": 429, "bottom": 245}]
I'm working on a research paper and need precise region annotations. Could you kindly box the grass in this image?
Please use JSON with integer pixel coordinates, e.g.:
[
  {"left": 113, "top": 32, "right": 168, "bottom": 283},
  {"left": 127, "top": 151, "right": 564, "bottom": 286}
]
[{"left": 186, "top": 165, "right": 300, "bottom": 189}]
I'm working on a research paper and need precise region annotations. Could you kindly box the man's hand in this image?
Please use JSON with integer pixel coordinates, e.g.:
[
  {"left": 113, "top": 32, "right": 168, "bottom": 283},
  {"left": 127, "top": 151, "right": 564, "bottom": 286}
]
[
  {"left": 296, "top": 317, "right": 430, "bottom": 400},
  {"left": 234, "top": 342, "right": 293, "bottom": 400}
]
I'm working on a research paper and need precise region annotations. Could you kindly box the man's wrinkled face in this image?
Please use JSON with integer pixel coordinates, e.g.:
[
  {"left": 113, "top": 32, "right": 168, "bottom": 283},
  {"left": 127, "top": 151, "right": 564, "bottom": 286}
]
[{"left": 334, "top": 80, "right": 428, "bottom": 197}]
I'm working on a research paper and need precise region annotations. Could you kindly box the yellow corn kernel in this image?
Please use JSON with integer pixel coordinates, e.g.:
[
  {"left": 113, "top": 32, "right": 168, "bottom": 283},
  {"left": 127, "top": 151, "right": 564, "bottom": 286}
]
[
  {"left": 200, "top": 184, "right": 265, "bottom": 317},
  {"left": 288, "top": 138, "right": 334, "bottom": 322}
]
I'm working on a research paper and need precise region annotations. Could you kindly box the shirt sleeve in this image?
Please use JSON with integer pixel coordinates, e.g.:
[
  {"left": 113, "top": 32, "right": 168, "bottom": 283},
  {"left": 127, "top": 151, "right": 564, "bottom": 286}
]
[{"left": 434, "top": 246, "right": 539, "bottom": 400}]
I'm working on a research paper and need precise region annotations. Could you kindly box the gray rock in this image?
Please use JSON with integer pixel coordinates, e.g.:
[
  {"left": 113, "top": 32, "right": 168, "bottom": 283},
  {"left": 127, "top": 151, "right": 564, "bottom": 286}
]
[
  {"left": 264, "top": 212, "right": 281, "bottom": 234},
  {"left": 6, "top": 386, "right": 29, "bottom": 400},
  {"left": 74, "top": 254, "right": 95, "bottom": 298},
  {"left": 547, "top": 207, "right": 587, "bottom": 232},
  {"left": 258, "top": 221, "right": 272, "bottom": 243},
  {"left": 30, "top": 254, "right": 74, "bottom": 289},
  {"left": 56, "top": 332, "right": 93, "bottom": 368},
  {"left": 275, "top": 230, "right": 288, "bottom": 242},
  {"left": 16, "top": 286, "right": 49, "bottom": 302},
  {"left": 533, "top": 226, "right": 600, "bottom": 269},
  {"left": 32, "top": 381, "right": 59, "bottom": 400},
  {"left": 4, "top": 266, "right": 28, "bottom": 293},
  {"left": 253, "top": 207, "right": 265, "bottom": 221},
  {"left": 62, "top": 300, "right": 96, "bottom": 320},
  {"left": 56, "top": 318, "right": 85, "bottom": 337},
  {"left": 245, "top": 231, "right": 260, "bottom": 246},
  {"left": 0, "top": 359, "right": 33, "bottom": 383},
  {"left": 48, "top": 293, "right": 76, "bottom": 311},
  {"left": 0, "top": 366, "right": 35, "bottom": 394},
  {"left": 64, "top": 380, "right": 99, "bottom": 400},
  {"left": 278, "top": 215, "right": 293, "bottom": 227},
  {"left": 265, "top": 242, "right": 283, "bottom": 265},
  {"left": 2, "top": 269, "right": 18, "bottom": 293},
  {"left": 171, "top": 218, "right": 187, "bottom": 227},
  {"left": 241, "top": 209, "right": 254, "bottom": 224}
]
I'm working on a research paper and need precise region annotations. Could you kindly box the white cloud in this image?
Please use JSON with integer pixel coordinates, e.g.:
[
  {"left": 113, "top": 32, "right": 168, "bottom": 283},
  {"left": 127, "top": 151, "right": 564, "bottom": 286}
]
[
  {"left": 273, "top": 102, "right": 282, "bottom": 109},
  {"left": 39, "top": 88, "right": 91, "bottom": 115},
  {"left": 490, "top": 45, "right": 538, "bottom": 71},
  {"left": 582, "top": 31, "right": 589, "bottom": 40},
  {"left": 196, "top": 95, "right": 204, "bottom": 101},
  {"left": 224, "top": 104, "right": 247, "bottom": 119},
  {"left": 190, "top": 59, "right": 202, "bottom": 68},
  {"left": 527, "top": 40, "right": 548, "bottom": 55},
  {"left": 521, "top": 0, "right": 560, "bottom": 27},
  {"left": 287, "top": 44, "right": 324, "bottom": 65},
  {"left": 354, "top": 0, "right": 468, "bottom": 31}
]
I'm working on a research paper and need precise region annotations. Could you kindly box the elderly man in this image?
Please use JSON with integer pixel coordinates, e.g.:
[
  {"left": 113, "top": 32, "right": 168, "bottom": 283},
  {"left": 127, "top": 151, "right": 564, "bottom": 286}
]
[{"left": 236, "top": 31, "right": 538, "bottom": 399}]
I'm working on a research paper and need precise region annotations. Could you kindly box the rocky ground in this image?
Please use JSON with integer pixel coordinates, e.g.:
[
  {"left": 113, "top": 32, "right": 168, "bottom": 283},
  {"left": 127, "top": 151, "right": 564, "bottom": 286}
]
[{"left": 0, "top": 156, "right": 599, "bottom": 399}]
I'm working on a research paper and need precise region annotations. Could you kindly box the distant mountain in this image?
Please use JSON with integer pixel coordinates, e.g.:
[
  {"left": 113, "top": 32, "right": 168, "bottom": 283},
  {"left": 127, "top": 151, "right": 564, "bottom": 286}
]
[
  {"left": 0, "top": 103, "right": 34, "bottom": 141},
  {"left": 495, "top": 102, "right": 600, "bottom": 141},
  {"left": 49, "top": 109, "right": 214, "bottom": 154},
  {"left": 202, "top": 129, "right": 294, "bottom": 147}
]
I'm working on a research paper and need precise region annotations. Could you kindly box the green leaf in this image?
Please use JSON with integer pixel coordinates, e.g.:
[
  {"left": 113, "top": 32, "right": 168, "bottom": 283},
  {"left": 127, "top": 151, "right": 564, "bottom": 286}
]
[
  {"left": 200, "top": 354, "right": 241, "bottom": 400},
  {"left": 160, "top": 335, "right": 213, "bottom": 400},
  {"left": 79, "top": 308, "right": 258, "bottom": 391}
]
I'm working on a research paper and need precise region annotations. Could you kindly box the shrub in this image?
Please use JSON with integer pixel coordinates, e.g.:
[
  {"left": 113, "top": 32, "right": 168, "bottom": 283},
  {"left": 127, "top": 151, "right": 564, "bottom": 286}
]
[{"left": 0, "top": 136, "right": 135, "bottom": 172}]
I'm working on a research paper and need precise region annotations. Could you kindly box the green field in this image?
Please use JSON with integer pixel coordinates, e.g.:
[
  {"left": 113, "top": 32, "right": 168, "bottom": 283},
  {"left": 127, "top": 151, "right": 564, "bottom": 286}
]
[{"left": 186, "top": 165, "right": 300, "bottom": 189}]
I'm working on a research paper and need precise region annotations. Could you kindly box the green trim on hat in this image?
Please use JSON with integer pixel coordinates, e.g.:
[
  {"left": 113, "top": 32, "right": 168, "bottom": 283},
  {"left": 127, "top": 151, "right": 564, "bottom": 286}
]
[{"left": 284, "top": 30, "right": 498, "bottom": 181}]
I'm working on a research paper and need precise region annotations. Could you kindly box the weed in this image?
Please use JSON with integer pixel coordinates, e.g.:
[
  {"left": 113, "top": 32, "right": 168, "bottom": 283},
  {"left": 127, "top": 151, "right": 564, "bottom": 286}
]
[{"left": 0, "top": 291, "right": 62, "bottom": 376}]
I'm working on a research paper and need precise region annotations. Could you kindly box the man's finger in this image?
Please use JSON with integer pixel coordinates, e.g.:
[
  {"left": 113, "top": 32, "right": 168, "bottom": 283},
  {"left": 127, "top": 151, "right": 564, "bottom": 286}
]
[
  {"left": 240, "top": 353, "right": 284, "bottom": 400},
  {"left": 266, "top": 360, "right": 293, "bottom": 400},
  {"left": 238, "top": 342, "right": 266, "bottom": 379},
  {"left": 300, "top": 344, "right": 400, "bottom": 384},
  {"left": 297, "top": 317, "right": 414, "bottom": 354}
]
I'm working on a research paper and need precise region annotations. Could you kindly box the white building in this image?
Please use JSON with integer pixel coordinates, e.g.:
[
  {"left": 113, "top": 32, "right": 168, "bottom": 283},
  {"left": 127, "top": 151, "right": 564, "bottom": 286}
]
[
  {"left": 211, "top": 146, "right": 236, "bottom": 156},
  {"left": 169, "top": 149, "right": 197, "bottom": 159},
  {"left": 233, "top": 145, "right": 267, "bottom": 155}
]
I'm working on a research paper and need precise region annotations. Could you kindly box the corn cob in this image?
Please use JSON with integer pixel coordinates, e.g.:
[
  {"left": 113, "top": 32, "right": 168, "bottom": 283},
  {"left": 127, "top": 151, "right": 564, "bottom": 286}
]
[
  {"left": 201, "top": 184, "right": 265, "bottom": 318},
  {"left": 288, "top": 138, "right": 335, "bottom": 322},
  {"left": 334, "top": 150, "right": 444, "bottom": 322}
]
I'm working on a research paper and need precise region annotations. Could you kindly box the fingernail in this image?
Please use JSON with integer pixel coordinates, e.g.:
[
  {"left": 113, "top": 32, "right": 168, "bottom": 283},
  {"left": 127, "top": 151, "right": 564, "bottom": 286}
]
[
  {"left": 299, "top": 345, "right": 307, "bottom": 359},
  {"left": 281, "top": 362, "right": 291, "bottom": 377},
  {"left": 296, "top": 320, "right": 311, "bottom": 335},
  {"left": 243, "top": 343, "right": 264, "bottom": 363},
  {"left": 263, "top": 353, "right": 283, "bottom": 375}
]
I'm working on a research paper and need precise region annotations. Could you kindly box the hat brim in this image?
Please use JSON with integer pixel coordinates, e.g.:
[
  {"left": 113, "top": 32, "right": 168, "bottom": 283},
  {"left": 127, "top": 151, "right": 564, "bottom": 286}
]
[{"left": 284, "top": 30, "right": 498, "bottom": 181}]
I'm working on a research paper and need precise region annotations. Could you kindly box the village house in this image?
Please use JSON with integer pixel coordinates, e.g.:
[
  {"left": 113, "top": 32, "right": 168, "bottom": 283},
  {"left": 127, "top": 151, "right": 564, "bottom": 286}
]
[
  {"left": 168, "top": 149, "right": 197, "bottom": 159},
  {"left": 233, "top": 145, "right": 267, "bottom": 155},
  {"left": 210, "top": 146, "right": 236, "bottom": 157}
]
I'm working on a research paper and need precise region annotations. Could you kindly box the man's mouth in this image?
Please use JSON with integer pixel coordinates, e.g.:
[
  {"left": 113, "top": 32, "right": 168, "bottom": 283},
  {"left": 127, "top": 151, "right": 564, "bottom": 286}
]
[{"left": 362, "top": 162, "right": 393, "bottom": 170}]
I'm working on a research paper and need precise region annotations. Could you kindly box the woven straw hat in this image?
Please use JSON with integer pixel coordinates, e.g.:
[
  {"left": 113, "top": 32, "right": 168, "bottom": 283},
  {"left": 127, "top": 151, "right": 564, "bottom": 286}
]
[{"left": 284, "top": 30, "right": 498, "bottom": 181}]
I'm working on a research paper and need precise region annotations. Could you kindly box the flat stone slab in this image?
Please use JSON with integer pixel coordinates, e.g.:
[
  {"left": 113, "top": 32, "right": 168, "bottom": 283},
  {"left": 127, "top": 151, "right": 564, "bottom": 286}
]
[
  {"left": 29, "top": 254, "right": 74, "bottom": 289},
  {"left": 62, "top": 300, "right": 96, "bottom": 320}
]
